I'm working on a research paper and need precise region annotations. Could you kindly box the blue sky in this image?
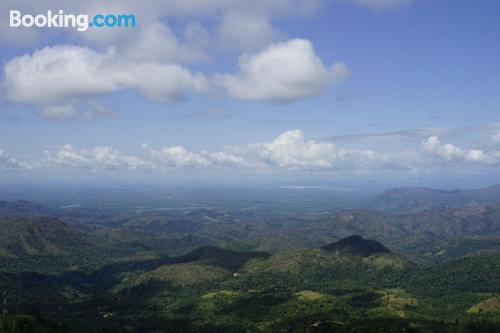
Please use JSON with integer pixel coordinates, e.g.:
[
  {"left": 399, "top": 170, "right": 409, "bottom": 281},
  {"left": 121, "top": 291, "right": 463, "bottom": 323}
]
[{"left": 0, "top": 0, "right": 499, "bottom": 185}]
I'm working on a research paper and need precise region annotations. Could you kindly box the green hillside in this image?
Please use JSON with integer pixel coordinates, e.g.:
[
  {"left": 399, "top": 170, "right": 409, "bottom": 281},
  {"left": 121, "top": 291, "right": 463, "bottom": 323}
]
[
  {"left": 1, "top": 235, "right": 500, "bottom": 332},
  {"left": 1, "top": 189, "right": 500, "bottom": 332}
]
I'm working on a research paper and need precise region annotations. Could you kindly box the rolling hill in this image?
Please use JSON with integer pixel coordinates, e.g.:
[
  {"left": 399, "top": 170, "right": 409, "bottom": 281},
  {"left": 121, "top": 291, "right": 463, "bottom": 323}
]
[
  {"left": 1, "top": 236, "right": 500, "bottom": 332},
  {"left": 321, "top": 235, "right": 392, "bottom": 256},
  {"left": 370, "top": 184, "right": 500, "bottom": 213},
  {"left": 0, "top": 200, "right": 52, "bottom": 216},
  {"left": 0, "top": 217, "right": 95, "bottom": 259}
]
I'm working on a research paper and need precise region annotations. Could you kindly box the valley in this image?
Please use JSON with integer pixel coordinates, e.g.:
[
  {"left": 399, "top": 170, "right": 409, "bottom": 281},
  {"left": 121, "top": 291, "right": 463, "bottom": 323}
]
[{"left": 1, "top": 185, "right": 500, "bottom": 332}]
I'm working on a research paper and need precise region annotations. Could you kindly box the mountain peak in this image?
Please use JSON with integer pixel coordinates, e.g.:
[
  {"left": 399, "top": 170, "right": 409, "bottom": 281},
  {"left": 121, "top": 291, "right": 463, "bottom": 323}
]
[{"left": 322, "top": 235, "right": 391, "bottom": 257}]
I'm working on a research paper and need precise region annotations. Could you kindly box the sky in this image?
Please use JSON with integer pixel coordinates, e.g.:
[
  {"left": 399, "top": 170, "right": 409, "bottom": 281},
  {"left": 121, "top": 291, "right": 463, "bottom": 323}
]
[{"left": 0, "top": 0, "right": 499, "bottom": 187}]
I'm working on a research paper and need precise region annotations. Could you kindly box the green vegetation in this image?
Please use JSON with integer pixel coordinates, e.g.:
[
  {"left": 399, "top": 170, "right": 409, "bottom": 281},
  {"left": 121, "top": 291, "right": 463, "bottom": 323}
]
[
  {"left": 1, "top": 184, "right": 500, "bottom": 332},
  {"left": 0, "top": 315, "right": 65, "bottom": 333},
  {"left": 2, "top": 236, "right": 500, "bottom": 332}
]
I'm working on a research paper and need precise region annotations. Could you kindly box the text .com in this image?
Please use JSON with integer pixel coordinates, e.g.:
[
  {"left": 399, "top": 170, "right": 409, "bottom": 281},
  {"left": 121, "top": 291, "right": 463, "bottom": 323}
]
[{"left": 10, "top": 10, "right": 136, "bottom": 32}]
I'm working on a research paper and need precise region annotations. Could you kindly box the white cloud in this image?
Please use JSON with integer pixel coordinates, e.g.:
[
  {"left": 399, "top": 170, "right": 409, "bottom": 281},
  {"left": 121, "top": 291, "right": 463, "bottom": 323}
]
[
  {"left": 6, "top": 129, "right": 500, "bottom": 174},
  {"left": 4, "top": 45, "right": 209, "bottom": 118},
  {"left": 44, "top": 145, "right": 149, "bottom": 170},
  {"left": 141, "top": 144, "right": 211, "bottom": 169},
  {"left": 250, "top": 129, "right": 409, "bottom": 171},
  {"left": 423, "top": 136, "right": 498, "bottom": 165},
  {"left": 215, "top": 39, "right": 349, "bottom": 102},
  {"left": 423, "top": 136, "right": 463, "bottom": 161},
  {"left": 0, "top": 0, "right": 323, "bottom": 48},
  {"left": 255, "top": 129, "right": 337, "bottom": 168},
  {"left": 0, "top": 150, "right": 31, "bottom": 169},
  {"left": 350, "top": 0, "right": 414, "bottom": 10},
  {"left": 3, "top": 0, "right": 419, "bottom": 117},
  {"left": 465, "top": 149, "right": 491, "bottom": 164},
  {"left": 42, "top": 142, "right": 246, "bottom": 172},
  {"left": 141, "top": 143, "right": 245, "bottom": 169},
  {"left": 40, "top": 131, "right": 392, "bottom": 172},
  {"left": 207, "top": 151, "right": 246, "bottom": 167},
  {"left": 4, "top": 37, "right": 346, "bottom": 119}
]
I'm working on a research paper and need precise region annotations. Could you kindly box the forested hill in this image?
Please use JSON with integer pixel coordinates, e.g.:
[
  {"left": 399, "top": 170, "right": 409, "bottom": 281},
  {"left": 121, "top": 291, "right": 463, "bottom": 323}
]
[{"left": 370, "top": 184, "right": 500, "bottom": 213}]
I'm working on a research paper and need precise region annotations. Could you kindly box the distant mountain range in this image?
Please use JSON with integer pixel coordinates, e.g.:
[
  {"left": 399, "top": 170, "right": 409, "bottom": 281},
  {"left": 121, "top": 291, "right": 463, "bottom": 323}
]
[
  {"left": 370, "top": 184, "right": 500, "bottom": 213},
  {"left": 0, "top": 200, "right": 52, "bottom": 216},
  {"left": 2, "top": 199, "right": 500, "bottom": 270},
  {"left": 1, "top": 187, "right": 500, "bottom": 332},
  {"left": 304, "top": 204, "right": 500, "bottom": 264}
]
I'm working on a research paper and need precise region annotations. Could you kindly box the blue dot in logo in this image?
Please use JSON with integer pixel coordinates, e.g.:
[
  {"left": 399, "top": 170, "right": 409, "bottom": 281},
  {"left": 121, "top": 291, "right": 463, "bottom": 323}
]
[{"left": 89, "top": 22, "right": 94, "bottom": 27}]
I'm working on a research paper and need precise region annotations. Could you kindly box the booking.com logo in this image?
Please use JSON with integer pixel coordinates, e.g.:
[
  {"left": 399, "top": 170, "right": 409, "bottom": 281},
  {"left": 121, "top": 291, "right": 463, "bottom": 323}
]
[{"left": 10, "top": 10, "right": 136, "bottom": 32}]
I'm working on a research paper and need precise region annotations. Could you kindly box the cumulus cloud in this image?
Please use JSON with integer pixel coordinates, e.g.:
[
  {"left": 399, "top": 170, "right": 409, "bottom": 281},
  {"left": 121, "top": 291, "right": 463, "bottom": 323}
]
[
  {"left": 3, "top": 1, "right": 408, "bottom": 117},
  {"left": 141, "top": 143, "right": 245, "bottom": 169},
  {"left": 3, "top": 38, "right": 345, "bottom": 118},
  {"left": 0, "top": 0, "right": 323, "bottom": 48},
  {"left": 423, "top": 136, "right": 464, "bottom": 161},
  {"left": 44, "top": 145, "right": 149, "bottom": 170},
  {"left": 464, "top": 149, "right": 491, "bottom": 164},
  {"left": 254, "top": 129, "right": 338, "bottom": 168},
  {"left": 423, "top": 136, "right": 498, "bottom": 165},
  {"left": 42, "top": 143, "right": 245, "bottom": 171},
  {"left": 0, "top": 150, "right": 31, "bottom": 170},
  {"left": 4, "top": 45, "right": 209, "bottom": 118},
  {"left": 350, "top": 0, "right": 414, "bottom": 10},
  {"left": 0, "top": 0, "right": 418, "bottom": 118},
  {"left": 249, "top": 129, "right": 414, "bottom": 171},
  {"left": 6, "top": 129, "right": 500, "bottom": 174},
  {"left": 215, "top": 39, "right": 349, "bottom": 102},
  {"left": 39, "top": 131, "right": 396, "bottom": 172}
]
